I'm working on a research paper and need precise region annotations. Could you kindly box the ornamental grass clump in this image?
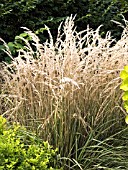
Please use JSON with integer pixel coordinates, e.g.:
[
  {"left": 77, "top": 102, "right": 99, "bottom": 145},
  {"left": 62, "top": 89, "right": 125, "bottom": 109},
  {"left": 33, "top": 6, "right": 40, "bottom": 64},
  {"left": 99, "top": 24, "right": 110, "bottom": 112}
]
[{"left": 0, "top": 16, "right": 128, "bottom": 169}]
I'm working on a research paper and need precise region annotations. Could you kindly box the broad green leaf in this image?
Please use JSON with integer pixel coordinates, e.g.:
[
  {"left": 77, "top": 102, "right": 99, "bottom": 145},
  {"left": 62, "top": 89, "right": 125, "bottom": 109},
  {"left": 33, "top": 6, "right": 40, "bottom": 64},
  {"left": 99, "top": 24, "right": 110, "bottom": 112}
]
[
  {"left": 8, "top": 42, "right": 14, "bottom": 47},
  {"left": 14, "top": 43, "right": 24, "bottom": 49},
  {"left": 15, "top": 36, "right": 20, "bottom": 40},
  {"left": 8, "top": 42, "right": 15, "bottom": 51},
  {"left": 19, "top": 33, "right": 28, "bottom": 38}
]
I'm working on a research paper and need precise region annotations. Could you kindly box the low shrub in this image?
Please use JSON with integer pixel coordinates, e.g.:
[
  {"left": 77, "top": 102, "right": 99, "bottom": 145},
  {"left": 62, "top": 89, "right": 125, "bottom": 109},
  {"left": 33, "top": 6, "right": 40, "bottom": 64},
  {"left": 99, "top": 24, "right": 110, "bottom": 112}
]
[{"left": 0, "top": 116, "right": 62, "bottom": 170}]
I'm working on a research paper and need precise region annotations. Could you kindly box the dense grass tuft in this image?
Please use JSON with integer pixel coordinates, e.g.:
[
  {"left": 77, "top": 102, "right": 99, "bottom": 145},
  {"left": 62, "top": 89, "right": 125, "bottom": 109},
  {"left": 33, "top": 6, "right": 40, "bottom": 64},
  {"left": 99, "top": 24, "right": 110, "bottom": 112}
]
[{"left": 0, "top": 16, "right": 128, "bottom": 169}]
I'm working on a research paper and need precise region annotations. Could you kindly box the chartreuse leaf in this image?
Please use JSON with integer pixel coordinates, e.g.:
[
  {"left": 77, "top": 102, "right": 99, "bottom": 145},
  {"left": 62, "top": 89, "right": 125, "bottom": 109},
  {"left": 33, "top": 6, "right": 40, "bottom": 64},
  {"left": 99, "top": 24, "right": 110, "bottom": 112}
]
[
  {"left": 120, "top": 66, "right": 128, "bottom": 124},
  {"left": 124, "top": 101, "right": 128, "bottom": 113},
  {"left": 124, "top": 65, "right": 128, "bottom": 73},
  {"left": 125, "top": 115, "right": 128, "bottom": 124},
  {"left": 120, "top": 82, "right": 128, "bottom": 91},
  {"left": 19, "top": 32, "right": 28, "bottom": 38},
  {"left": 120, "top": 70, "right": 128, "bottom": 80},
  {"left": 120, "top": 76, "right": 128, "bottom": 90},
  {"left": 122, "top": 91, "right": 128, "bottom": 101}
]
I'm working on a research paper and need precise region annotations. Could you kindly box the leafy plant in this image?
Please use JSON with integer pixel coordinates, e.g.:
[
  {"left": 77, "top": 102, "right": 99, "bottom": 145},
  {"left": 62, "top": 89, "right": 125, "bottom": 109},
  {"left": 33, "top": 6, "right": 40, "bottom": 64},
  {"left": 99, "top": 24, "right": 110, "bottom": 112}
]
[
  {"left": 0, "top": 116, "right": 62, "bottom": 170},
  {"left": 0, "top": 32, "right": 30, "bottom": 63},
  {"left": 120, "top": 65, "right": 128, "bottom": 124},
  {"left": 0, "top": 27, "right": 47, "bottom": 63}
]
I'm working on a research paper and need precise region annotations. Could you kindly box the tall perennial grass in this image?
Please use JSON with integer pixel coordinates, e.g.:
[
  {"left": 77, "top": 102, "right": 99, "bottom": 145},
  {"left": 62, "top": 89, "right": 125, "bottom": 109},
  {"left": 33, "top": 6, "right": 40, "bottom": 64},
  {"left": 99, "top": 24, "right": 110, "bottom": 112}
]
[{"left": 0, "top": 16, "right": 128, "bottom": 169}]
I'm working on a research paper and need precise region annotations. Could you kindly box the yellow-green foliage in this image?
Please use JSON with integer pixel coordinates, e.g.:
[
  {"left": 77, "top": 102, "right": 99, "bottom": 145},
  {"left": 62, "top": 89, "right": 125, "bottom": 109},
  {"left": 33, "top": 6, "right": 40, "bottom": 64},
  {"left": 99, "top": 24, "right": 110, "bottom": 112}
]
[
  {"left": 120, "top": 66, "right": 128, "bottom": 108},
  {"left": 120, "top": 65, "right": 128, "bottom": 124},
  {"left": 0, "top": 116, "right": 62, "bottom": 170}
]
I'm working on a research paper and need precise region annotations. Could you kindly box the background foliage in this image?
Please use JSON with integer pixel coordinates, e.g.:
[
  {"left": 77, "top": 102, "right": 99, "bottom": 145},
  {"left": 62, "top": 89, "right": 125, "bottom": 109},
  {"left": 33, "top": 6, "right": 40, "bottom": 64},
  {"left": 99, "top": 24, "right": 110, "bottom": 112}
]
[{"left": 0, "top": 0, "right": 128, "bottom": 62}]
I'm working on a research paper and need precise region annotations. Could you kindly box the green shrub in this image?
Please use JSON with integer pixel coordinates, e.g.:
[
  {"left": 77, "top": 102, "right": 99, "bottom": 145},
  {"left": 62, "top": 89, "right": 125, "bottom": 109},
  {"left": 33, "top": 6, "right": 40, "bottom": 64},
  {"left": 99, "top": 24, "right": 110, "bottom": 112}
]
[
  {"left": 0, "top": 31, "right": 35, "bottom": 63},
  {"left": 0, "top": 26, "right": 49, "bottom": 63},
  {"left": 0, "top": 116, "right": 62, "bottom": 170}
]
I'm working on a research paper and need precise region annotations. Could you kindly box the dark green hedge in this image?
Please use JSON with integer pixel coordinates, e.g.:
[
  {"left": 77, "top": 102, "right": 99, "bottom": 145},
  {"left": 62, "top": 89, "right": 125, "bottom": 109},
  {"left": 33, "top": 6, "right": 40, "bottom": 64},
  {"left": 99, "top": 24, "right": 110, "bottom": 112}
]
[{"left": 0, "top": 0, "right": 128, "bottom": 61}]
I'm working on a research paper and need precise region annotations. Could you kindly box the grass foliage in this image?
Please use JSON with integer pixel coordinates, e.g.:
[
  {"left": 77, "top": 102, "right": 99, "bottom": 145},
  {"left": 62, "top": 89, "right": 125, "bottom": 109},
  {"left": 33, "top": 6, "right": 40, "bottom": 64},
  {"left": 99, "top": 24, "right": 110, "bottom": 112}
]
[{"left": 0, "top": 16, "right": 128, "bottom": 169}]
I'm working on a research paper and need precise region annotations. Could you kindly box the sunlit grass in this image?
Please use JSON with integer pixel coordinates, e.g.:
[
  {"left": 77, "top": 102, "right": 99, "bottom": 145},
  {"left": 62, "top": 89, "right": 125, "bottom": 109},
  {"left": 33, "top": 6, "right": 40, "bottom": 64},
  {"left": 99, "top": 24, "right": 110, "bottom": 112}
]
[{"left": 0, "top": 16, "right": 128, "bottom": 169}]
